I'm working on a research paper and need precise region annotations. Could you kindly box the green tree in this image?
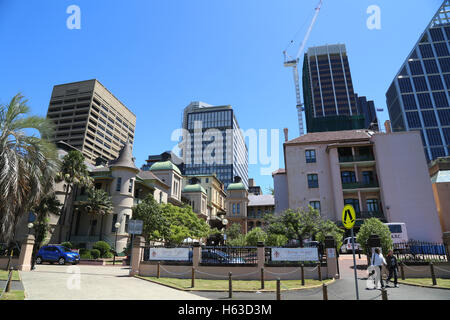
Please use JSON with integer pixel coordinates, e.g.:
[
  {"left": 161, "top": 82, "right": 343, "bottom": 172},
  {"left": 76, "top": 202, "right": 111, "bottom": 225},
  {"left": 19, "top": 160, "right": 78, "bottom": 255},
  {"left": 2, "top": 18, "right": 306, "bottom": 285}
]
[
  {"left": 132, "top": 194, "right": 169, "bottom": 243},
  {"left": 315, "top": 220, "right": 345, "bottom": 250},
  {"left": 0, "top": 94, "right": 59, "bottom": 243},
  {"left": 245, "top": 227, "right": 267, "bottom": 246},
  {"left": 356, "top": 218, "right": 393, "bottom": 255},
  {"left": 32, "top": 192, "right": 61, "bottom": 247},
  {"left": 226, "top": 234, "right": 247, "bottom": 247},
  {"left": 56, "top": 150, "right": 92, "bottom": 242},
  {"left": 224, "top": 223, "right": 243, "bottom": 241},
  {"left": 161, "top": 203, "right": 210, "bottom": 245},
  {"left": 78, "top": 188, "right": 113, "bottom": 241},
  {"left": 266, "top": 233, "right": 288, "bottom": 247}
]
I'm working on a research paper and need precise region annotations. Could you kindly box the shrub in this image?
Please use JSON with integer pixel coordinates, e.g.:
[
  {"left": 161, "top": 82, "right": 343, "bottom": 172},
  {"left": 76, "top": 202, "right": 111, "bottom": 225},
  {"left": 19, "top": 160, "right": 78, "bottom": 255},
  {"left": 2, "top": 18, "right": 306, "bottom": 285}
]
[
  {"left": 245, "top": 227, "right": 267, "bottom": 246},
  {"left": 90, "top": 249, "right": 101, "bottom": 260},
  {"left": 93, "top": 241, "right": 111, "bottom": 258},
  {"left": 80, "top": 250, "right": 92, "bottom": 260},
  {"left": 61, "top": 241, "right": 73, "bottom": 249},
  {"left": 266, "top": 233, "right": 288, "bottom": 247},
  {"left": 356, "top": 218, "right": 393, "bottom": 255}
]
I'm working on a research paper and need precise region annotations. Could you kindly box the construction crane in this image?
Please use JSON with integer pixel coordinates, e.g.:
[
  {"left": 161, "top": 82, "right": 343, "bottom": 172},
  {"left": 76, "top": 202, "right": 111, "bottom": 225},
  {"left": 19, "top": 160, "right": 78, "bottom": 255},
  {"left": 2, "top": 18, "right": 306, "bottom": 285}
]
[{"left": 283, "top": 0, "right": 323, "bottom": 136}]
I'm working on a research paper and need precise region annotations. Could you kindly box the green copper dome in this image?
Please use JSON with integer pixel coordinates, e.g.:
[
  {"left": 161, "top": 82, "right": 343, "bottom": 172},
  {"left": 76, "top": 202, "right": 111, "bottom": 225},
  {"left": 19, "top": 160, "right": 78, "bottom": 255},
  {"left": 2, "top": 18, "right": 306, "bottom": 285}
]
[
  {"left": 182, "top": 184, "right": 206, "bottom": 194},
  {"left": 149, "top": 161, "right": 181, "bottom": 175},
  {"left": 227, "top": 182, "right": 246, "bottom": 191}
]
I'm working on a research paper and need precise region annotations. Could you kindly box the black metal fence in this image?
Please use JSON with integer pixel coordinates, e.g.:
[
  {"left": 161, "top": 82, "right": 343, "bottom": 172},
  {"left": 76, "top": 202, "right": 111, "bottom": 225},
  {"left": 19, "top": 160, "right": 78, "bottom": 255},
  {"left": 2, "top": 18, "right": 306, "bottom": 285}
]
[
  {"left": 0, "top": 242, "right": 21, "bottom": 257},
  {"left": 393, "top": 241, "right": 448, "bottom": 263},
  {"left": 200, "top": 246, "right": 258, "bottom": 265}
]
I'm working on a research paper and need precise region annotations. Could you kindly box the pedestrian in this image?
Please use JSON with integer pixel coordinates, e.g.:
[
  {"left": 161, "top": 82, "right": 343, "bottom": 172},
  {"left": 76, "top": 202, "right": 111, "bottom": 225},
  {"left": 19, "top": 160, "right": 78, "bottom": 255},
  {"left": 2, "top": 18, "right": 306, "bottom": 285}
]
[
  {"left": 371, "top": 248, "right": 386, "bottom": 289},
  {"left": 385, "top": 250, "right": 399, "bottom": 288}
]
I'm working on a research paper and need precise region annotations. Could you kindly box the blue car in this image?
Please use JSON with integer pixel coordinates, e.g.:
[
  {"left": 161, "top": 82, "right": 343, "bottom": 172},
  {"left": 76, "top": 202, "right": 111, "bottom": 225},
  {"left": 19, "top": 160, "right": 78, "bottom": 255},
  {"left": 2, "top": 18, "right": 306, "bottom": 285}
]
[{"left": 36, "top": 245, "right": 80, "bottom": 265}]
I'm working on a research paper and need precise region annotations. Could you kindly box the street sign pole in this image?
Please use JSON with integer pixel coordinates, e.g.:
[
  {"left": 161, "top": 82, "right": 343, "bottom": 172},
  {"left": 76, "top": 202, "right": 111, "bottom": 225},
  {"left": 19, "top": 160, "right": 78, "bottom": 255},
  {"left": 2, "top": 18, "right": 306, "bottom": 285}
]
[{"left": 350, "top": 227, "right": 359, "bottom": 300}]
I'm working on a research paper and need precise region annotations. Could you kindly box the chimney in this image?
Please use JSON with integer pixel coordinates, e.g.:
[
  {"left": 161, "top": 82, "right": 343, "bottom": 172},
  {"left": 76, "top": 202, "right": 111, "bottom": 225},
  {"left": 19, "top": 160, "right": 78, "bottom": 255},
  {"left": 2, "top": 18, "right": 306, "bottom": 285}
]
[
  {"left": 384, "top": 120, "right": 392, "bottom": 134},
  {"left": 283, "top": 128, "right": 289, "bottom": 142}
]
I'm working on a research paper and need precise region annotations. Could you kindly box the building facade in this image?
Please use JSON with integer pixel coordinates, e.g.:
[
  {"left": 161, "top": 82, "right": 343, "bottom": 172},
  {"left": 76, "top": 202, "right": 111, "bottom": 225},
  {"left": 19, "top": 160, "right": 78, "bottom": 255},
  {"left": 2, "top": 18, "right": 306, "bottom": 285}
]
[
  {"left": 276, "top": 129, "right": 442, "bottom": 242},
  {"left": 302, "top": 44, "right": 366, "bottom": 133},
  {"left": 386, "top": 1, "right": 450, "bottom": 162},
  {"left": 46, "top": 79, "right": 136, "bottom": 164},
  {"left": 181, "top": 101, "right": 249, "bottom": 189},
  {"left": 429, "top": 157, "right": 450, "bottom": 232}
]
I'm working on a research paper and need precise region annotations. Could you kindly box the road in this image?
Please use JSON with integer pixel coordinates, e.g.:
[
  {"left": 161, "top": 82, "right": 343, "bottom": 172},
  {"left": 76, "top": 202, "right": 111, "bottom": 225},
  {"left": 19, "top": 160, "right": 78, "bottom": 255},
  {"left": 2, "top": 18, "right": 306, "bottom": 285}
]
[{"left": 19, "top": 264, "right": 208, "bottom": 300}]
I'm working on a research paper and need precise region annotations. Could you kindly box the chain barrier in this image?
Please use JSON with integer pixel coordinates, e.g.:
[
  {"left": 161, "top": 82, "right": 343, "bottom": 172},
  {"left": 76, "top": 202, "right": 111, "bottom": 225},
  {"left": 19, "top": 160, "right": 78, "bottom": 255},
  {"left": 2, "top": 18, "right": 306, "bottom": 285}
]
[
  {"left": 194, "top": 270, "right": 230, "bottom": 279},
  {"left": 433, "top": 266, "right": 450, "bottom": 274},
  {"left": 159, "top": 265, "right": 192, "bottom": 277},
  {"left": 265, "top": 268, "right": 301, "bottom": 276},
  {"left": 402, "top": 264, "right": 427, "bottom": 272},
  {"left": 303, "top": 266, "right": 319, "bottom": 273}
]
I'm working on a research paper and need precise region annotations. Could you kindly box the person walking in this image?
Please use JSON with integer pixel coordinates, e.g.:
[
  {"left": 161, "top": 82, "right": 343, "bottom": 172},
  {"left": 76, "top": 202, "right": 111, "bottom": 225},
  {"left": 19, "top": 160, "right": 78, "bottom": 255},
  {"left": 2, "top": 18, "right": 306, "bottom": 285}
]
[
  {"left": 385, "top": 250, "right": 399, "bottom": 288},
  {"left": 371, "top": 248, "right": 386, "bottom": 289}
]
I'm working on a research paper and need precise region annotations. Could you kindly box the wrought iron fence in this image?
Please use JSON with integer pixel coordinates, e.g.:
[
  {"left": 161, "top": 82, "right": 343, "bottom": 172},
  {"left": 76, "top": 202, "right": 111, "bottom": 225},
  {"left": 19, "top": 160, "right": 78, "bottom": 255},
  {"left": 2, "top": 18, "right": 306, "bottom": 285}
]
[
  {"left": 393, "top": 241, "right": 448, "bottom": 263},
  {"left": 0, "top": 242, "right": 21, "bottom": 257},
  {"left": 200, "top": 246, "right": 258, "bottom": 265}
]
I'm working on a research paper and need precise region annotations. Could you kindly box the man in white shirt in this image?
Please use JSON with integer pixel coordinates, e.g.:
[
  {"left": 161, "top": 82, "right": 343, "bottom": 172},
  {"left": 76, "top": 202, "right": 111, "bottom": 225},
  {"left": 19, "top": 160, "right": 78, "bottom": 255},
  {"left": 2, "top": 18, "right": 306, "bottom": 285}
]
[{"left": 371, "top": 248, "right": 386, "bottom": 289}]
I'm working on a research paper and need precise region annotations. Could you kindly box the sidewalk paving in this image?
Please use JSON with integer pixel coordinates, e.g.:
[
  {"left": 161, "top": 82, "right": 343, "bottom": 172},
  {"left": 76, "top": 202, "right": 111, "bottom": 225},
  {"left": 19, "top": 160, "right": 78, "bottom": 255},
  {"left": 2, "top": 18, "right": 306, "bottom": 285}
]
[{"left": 19, "top": 265, "right": 208, "bottom": 300}]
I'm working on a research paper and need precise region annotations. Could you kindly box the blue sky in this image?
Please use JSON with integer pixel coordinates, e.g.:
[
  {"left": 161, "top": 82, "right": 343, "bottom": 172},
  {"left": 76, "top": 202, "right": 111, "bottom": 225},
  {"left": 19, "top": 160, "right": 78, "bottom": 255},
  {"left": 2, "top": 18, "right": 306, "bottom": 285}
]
[{"left": 0, "top": 0, "right": 444, "bottom": 192}]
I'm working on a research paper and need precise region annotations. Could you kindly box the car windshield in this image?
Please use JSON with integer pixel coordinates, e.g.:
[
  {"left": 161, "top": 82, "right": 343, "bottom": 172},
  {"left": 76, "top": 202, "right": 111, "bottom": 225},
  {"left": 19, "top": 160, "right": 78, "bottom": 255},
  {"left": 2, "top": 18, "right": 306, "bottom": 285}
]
[{"left": 59, "top": 246, "right": 72, "bottom": 252}]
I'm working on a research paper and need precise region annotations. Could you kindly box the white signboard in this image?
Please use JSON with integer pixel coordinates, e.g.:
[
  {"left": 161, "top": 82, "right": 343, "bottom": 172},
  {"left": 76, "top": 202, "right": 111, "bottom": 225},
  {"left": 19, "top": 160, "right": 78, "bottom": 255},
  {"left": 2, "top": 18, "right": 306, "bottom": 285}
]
[
  {"left": 271, "top": 247, "right": 319, "bottom": 262},
  {"left": 149, "top": 248, "right": 191, "bottom": 261},
  {"left": 327, "top": 248, "right": 335, "bottom": 259}
]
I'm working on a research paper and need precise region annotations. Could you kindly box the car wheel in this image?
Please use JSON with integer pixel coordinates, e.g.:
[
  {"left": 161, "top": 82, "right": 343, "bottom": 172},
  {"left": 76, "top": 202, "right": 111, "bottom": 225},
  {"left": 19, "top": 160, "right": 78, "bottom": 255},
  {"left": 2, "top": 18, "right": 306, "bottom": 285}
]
[
  {"left": 36, "top": 256, "right": 43, "bottom": 264},
  {"left": 58, "top": 257, "right": 66, "bottom": 265}
]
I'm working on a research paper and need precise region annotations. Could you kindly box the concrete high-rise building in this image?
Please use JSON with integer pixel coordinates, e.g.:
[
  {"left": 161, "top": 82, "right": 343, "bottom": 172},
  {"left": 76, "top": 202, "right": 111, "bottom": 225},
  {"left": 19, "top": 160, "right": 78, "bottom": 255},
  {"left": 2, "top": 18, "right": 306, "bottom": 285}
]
[
  {"left": 46, "top": 79, "right": 136, "bottom": 164},
  {"left": 181, "top": 101, "right": 248, "bottom": 189},
  {"left": 386, "top": 1, "right": 450, "bottom": 162},
  {"left": 356, "top": 95, "right": 379, "bottom": 131},
  {"left": 302, "top": 44, "right": 366, "bottom": 133}
]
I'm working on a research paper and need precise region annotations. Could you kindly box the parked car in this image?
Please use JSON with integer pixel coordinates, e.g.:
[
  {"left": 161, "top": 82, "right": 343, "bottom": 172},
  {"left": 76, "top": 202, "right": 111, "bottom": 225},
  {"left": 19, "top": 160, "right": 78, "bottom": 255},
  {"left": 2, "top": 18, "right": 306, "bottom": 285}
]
[
  {"left": 201, "top": 250, "right": 245, "bottom": 264},
  {"left": 340, "top": 237, "right": 360, "bottom": 254},
  {"left": 36, "top": 245, "right": 80, "bottom": 265}
]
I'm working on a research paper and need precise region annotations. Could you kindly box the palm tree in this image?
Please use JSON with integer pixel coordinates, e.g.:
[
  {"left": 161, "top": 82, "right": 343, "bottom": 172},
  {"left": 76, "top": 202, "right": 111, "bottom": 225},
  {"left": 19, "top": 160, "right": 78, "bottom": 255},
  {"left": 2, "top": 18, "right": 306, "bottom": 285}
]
[
  {"left": 55, "top": 150, "right": 92, "bottom": 242},
  {"left": 32, "top": 192, "right": 62, "bottom": 247},
  {"left": 0, "top": 94, "right": 59, "bottom": 243},
  {"left": 78, "top": 188, "right": 113, "bottom": 241}
]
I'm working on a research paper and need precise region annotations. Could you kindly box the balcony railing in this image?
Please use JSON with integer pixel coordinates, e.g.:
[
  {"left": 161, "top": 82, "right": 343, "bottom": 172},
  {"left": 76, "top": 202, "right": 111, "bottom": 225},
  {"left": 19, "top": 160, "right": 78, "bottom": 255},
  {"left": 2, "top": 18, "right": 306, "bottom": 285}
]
[
  {"left": 342, "top": 181, "right": 379, "bottom": 189},
  {"left": 356, "top": 210, "right": 384, "bottom": 219},
  {"left": 339, "top": 155, "right": 375, "bottom": 163}
]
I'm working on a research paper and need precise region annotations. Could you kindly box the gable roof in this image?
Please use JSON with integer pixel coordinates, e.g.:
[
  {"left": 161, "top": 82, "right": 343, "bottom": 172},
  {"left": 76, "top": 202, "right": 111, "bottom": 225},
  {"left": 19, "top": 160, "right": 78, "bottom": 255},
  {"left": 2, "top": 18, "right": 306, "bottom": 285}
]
[{"left": 285, "top": 130, "right": 375, "bottom": 145}]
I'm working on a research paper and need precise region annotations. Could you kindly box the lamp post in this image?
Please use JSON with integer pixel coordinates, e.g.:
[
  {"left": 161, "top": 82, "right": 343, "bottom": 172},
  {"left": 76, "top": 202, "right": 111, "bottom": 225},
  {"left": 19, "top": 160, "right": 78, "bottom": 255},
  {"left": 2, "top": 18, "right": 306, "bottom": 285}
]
[
  {"left": 27, "top": 223, "right": 34, "bottom": 235},
  {"left": 113, "top": 222, "right": 121, "bottom": 266},
  {"left": 27, "top": 223, "right": 36, "bottom": 270},
  {"left": 222, "top": 218, "right": 228, "bottom": 245}
]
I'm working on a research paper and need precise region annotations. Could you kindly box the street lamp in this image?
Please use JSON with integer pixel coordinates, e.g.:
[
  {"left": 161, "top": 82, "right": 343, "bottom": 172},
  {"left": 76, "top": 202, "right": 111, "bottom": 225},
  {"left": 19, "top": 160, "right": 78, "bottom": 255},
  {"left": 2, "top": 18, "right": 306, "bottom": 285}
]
[
  {"left": 222, "top": 219, "right": 228, "bottom": 245},
  {"left": 114, "top": 222, "right": 121, "bottom": 266},
  {"left": 27, "top": 223, "right": 34, "bottom": 235}
]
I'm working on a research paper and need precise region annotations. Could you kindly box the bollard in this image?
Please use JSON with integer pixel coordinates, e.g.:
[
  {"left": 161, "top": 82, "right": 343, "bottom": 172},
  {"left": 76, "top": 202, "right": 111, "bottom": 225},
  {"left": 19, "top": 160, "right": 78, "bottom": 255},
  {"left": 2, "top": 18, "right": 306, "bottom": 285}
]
[
  {"left": 430, "top": 262, "right": 437, "bottom": 286},
  {"left": 276, "top": 278, "right": 281, "bottom": 300},
  {"left": 191, "top": 267, "right": 195, "bottom": 288},
  {"left": 322, "top": 283, "right": 328, "bottom": 300},
  {"left": 317, "top": 263, "right": 322, "bottom": 281},
  {"left": 229, "top": 272, "right": 233, "bottom": 299},
  {"left": 358, "top": 250, "right": 361, "bottom": 259},
  {"left": 301, "top": 264, "right": 305, "bottom": 286},
  {"left": 260, "top": 268, "right": 265, "bottom": 290},
  {"left": 157, "top": 262, "right": 161, "bottom": 279},
  {"left": 400, "top": 262, "right": 405, "bottom": 280},
  {"left": 381, "top": 287, "right": 388, "bottom": 300},
  {"left": 113, "top": 254, "right": 116, "bottom": 266},
  {"left": 5, "top": 267, "right": 13, "bottom": 293},
  {"left": 6, "top": 250, "right": 13, "bottom": 272}
]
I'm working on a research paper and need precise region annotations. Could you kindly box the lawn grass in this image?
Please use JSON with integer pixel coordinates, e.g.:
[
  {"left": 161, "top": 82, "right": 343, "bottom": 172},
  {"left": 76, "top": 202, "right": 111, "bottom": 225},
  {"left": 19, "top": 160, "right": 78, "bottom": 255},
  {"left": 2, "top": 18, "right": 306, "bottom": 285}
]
[
  {"left": 138, "top": 276, "right": 333, "bottom": 291},
  {"left": 0, "top": 290, "right": 25, "bottom": 300},
  {"left": 0, "top": 270, "right": 20, "bottom": 281},
  {"left": 398, "top": 278, "right": 450, "bottom": 289}
]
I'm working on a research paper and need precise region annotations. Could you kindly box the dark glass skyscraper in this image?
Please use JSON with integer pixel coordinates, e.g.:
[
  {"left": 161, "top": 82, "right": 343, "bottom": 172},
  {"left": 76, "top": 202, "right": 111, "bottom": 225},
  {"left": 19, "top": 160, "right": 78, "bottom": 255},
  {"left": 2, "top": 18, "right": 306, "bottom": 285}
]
[
  {"left": 181, "top": 102, "right": 249, "bottom": 189},
  {"left": 386, "top": 0, "right": 450, "bottom": 161},
  {"left": 302, "top": 44, "right": 366, "bottom": 133}
]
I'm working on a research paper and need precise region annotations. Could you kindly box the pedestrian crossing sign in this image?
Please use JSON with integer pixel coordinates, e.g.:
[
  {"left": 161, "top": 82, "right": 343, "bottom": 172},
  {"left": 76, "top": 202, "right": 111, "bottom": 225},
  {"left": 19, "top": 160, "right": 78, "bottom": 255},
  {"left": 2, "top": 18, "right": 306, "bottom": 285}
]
[{"left": 342, "top": 205, "right": 356, "bottom": 229}]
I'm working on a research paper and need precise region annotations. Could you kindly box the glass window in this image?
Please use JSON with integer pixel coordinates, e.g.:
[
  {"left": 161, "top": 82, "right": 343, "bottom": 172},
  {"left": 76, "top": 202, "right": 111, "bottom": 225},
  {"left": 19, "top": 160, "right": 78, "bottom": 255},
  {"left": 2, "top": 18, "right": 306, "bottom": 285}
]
[
  {"left": 341, "top": 171, "right": 356, "bottom": 184},
  {"left": 111, "top": 214, "right": 118, "bottom": 233},
  {"left": 434, "top": 42, "right": 450, "bottom": 57},
  {"left": 305, "top": 150, "right": 316, "bottom": 163},
  {"left": 426, "top": 129, "right": 443, "bottom": 146},
  {"left": 128, "top": 179, "right": 133, "bottom": 193},
  {"left": 431, "top": 147, "right": 446, "bottom": 159},
  {"left": 443, "top": 127, "right": 450, "bottom": 145},
  {"left": 402, "top": 94, "right": 417, "bottom": 110},
  {"left": 413, "top": 76, "right": 429, "bottom": 92},
  {"left": 433, "top": 92, "right": 449, "bottom": 108},
  {"left": 438, "top": 109, "right": 450, "bottom": 125},
  {"left": 422, "top": 110, "right": 438, "bottom": 126},
  {"left": 116, "top": 177, "right": 121, "bottom": 192},
  {"left": 307, "top": 174, "right": 319, "bottom": 188},
  {"left": 406, "top": 112, "right": 422, "bottom": 129},
  {"left": 428, "top": 75, "right": 444, "bottom": 90},
  {"left": 417, "top": 93, "right": 433, "bottom": 108},
  {"left": 309, "top": 201, "right": 320, "bottom": 212},
  {"left": 424, "top": 59, "right": 439, "bottom": 74},
  {"left": 362, "top": 171, "right": 374, "bottom": 184},
  {"left": 409, "top": 61, "right": 424, "bottom": 75},
  {"left": 419, "top": 44, "right": 434, "bottom": 58},
  {"left": 344, "top": 199, "right": 360, "bottom": 213},
  {"left": 366, "top": 199, "right": 379, "bottom": 212},
  {"left": 439, "top": 57, "right": 450, "bottom": 72},
  {"left": 398, "top": 78, "right": 413, "bottom": 93},
  {"left": 430, "top": 27, "right": 445, "bottom": 42}
]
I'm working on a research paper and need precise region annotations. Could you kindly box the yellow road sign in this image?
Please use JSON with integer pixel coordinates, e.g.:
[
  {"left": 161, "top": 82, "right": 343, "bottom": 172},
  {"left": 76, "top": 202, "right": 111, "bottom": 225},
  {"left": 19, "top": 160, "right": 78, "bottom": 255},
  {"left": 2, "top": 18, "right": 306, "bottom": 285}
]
[{"left": 342, "top": 205, "right": 356, "bottom": 229}]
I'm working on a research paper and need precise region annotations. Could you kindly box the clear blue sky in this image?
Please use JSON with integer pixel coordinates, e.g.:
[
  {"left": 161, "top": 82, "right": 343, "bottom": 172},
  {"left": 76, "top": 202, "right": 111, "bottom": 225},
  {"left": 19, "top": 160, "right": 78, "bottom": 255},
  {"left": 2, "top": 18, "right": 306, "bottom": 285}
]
[{"left": 0, "top": 0, "right": 444, "bottom": 192}]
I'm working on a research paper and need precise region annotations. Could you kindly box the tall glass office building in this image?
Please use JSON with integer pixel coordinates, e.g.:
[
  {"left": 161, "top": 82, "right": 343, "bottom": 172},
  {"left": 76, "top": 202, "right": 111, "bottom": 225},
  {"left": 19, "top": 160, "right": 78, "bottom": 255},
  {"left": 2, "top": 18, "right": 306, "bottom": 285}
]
[
  {"left": 181, "top": 102, "right": 249, "bottom": 189},
  {"left": 386, "top": 0, "right": 450, "bottom": 161}
]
